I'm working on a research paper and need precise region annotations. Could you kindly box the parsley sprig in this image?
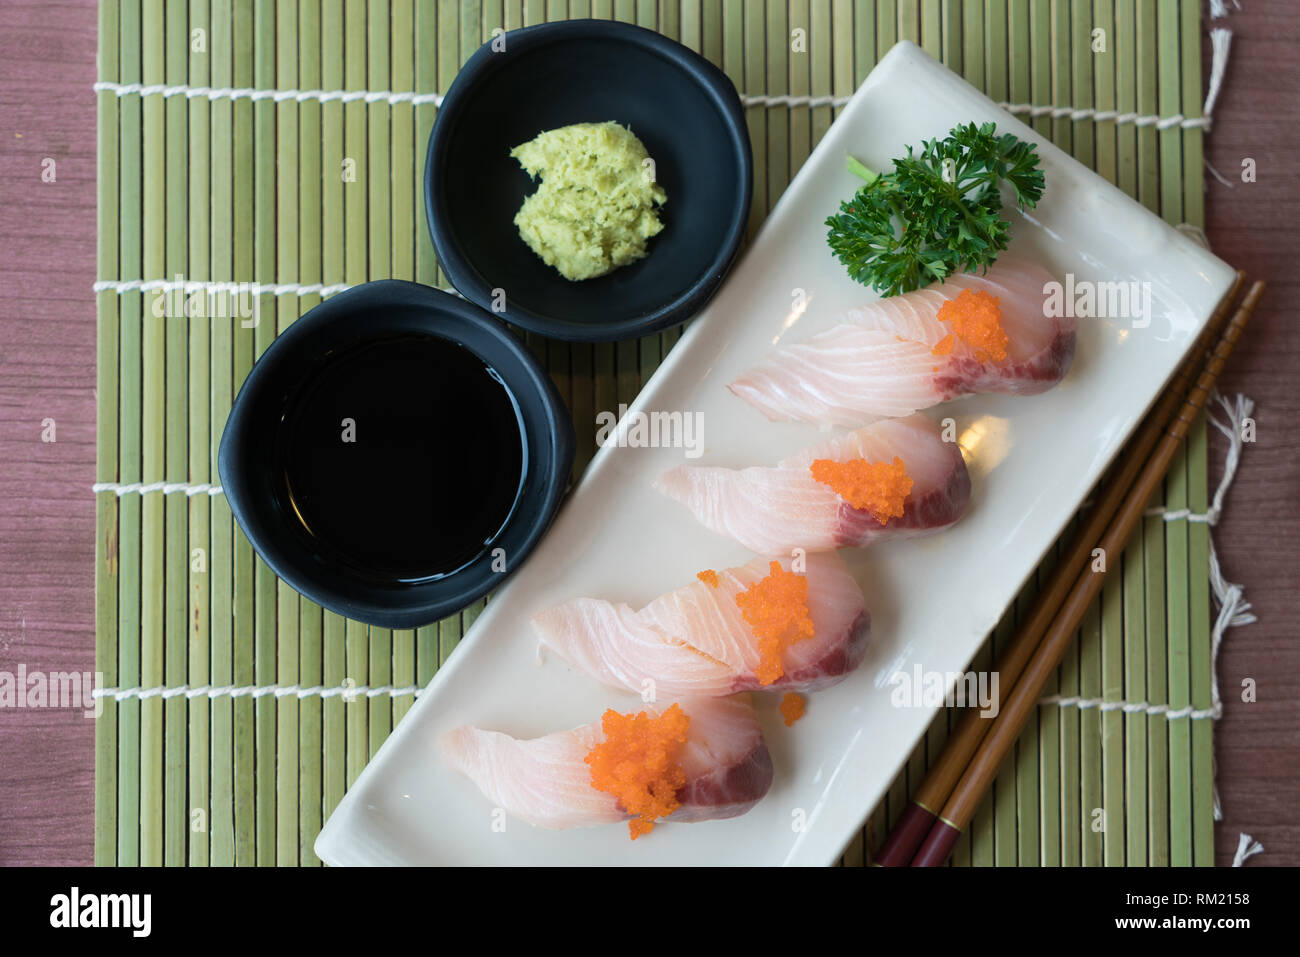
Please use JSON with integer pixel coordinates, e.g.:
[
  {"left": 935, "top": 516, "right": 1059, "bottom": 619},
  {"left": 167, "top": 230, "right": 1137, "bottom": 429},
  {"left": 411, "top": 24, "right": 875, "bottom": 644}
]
[{"left": 825, "top": 122, "right": 1045, "bottom": 297}]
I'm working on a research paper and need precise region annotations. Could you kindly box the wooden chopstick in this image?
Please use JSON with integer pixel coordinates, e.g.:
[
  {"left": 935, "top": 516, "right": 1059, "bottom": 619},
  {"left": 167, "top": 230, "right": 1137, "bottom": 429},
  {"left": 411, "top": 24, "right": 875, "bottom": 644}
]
[
  {"left": 872, "top": 270, "right": 1246, "bottom": 866},
  {"left": 907, "top": 280, "right": 1266, "bottom": 867}
]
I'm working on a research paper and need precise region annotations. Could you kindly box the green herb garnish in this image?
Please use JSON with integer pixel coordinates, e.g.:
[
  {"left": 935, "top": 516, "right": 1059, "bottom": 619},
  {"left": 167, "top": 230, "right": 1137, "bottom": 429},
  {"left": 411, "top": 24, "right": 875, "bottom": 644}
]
[{"left": 825, "top": 122, "right": 1045, "bottom": 297}]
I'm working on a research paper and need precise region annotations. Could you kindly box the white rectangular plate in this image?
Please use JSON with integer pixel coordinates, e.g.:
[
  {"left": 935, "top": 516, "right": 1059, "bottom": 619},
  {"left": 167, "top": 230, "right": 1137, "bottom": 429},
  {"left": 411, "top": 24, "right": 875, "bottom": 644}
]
[{"left": 316, "top": 41, "right": 1234, "bottom": 866}]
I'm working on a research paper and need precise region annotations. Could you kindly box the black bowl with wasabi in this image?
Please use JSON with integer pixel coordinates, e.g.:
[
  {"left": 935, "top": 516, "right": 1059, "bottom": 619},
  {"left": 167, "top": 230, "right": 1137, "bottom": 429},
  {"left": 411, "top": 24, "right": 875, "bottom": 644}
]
[{"left": 426, "top": 19, "right": 752, "bottom": 342}]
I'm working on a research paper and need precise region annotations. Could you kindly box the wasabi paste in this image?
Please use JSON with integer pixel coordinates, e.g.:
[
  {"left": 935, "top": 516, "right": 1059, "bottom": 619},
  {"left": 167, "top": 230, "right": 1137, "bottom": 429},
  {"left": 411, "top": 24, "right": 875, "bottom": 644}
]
[{"left": 510, "top": 122, "right": 667, "bottom": 282}]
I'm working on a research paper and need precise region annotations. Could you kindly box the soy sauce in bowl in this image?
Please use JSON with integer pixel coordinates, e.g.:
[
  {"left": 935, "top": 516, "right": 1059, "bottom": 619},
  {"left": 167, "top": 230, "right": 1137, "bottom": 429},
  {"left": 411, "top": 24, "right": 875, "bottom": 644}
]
[
  {"left": 218, "top": 280, "right": 573, "bottom": 630},
  {"left": 273, "top": 333, "right": 526, "bottom": 585}
]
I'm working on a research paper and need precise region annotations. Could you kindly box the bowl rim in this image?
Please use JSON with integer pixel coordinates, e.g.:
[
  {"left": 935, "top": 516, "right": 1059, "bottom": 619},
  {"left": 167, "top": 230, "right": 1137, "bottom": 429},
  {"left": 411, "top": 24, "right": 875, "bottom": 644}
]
[
  {"left": 425, "top": 18, "right": 753, "bottom": 343},
  {"left": 216, "top": 280, "right": 575, "bottom": 629}
]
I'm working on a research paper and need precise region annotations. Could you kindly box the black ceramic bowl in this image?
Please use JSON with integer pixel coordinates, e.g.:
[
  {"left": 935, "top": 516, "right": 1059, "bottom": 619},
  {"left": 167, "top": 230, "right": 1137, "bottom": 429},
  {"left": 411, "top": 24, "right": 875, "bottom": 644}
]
[
  {"left": 426, "top": 19, "right": 752, "bottom": 342},
  {"left": 217, "top": 281, "right": 573, "bottom": 630}
]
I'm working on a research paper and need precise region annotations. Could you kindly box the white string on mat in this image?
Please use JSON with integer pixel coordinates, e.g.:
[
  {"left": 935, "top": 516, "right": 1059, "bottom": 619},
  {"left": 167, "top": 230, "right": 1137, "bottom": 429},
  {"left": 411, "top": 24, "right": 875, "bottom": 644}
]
[
  {"left": 92, "top": 276, "right": 466, "bottom": 301},
  {"left": 1037, "top": 695, "right": 1217, "bottom": 720},
  {"left": 92, "top": 278, "right": 355, "bottom": 298},
  {"left": 93, "top": 23, "right": 1232, "bottom": 133},
  {"left": 91, "top": 481, "right": 223, "bottom": 497},
  {"left": 91, "top": 683, "right": 423, "bottom": 701},
  {"left": 91, "top": 80, "right": 445, "bottom": 107},
  {"left": 1232, "top": 832, "right": 1263, "bottom": 867}
]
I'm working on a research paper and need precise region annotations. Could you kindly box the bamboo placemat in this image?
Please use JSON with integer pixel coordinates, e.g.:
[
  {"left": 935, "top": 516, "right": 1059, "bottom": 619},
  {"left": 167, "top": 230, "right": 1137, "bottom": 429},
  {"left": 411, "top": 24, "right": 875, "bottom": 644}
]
[{"left": 93, "top": 0, "right": 1215, "bottom": 866}]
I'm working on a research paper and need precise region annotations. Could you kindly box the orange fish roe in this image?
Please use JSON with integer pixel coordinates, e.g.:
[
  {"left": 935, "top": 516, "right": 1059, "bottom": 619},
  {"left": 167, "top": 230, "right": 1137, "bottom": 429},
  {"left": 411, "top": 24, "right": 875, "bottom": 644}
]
[
  {"left": 735, "top": 561, "right": 816, "bottom": 686},
  {"left": 696, "top": 569, "right": 719, "bottom": 588},
  {"left": 936, "top": 287, "right": 1009, "bottom": 362},
  {"left": 931, "top": 332, "right": 955, "bottom": 356},
  {"left": 585, "top": 703, "right": 691, "bottom": 840},
  {"left": 779, "top": 692, "right": 806, "bottom": 727},
  {"left": 809, "top": 455, "right": 914, "bottom": 525}
]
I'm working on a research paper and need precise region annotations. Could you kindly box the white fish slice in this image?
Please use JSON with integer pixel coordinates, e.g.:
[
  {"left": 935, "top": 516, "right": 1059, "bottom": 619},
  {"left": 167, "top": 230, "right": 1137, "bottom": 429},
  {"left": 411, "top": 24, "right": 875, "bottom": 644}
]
[
  {"left": 655, "top": 413, "right": 970, "bottom": 555},
  {"left": 438, "top": 695, "right": 773, "bottom": 831},
  {"left": 531, "top": 552, "right": 870, "bottom": 697},
  {"left": 729, "top": 256, "right": 1077, "bottom": 425}
]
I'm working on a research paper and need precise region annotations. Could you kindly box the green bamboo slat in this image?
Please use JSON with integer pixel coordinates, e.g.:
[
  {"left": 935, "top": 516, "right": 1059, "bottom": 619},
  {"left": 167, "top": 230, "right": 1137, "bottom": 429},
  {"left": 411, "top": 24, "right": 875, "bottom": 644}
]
[
  {"left": 1101, "top": 564, "right": 1125, "bottom": 865},
  {"left": 1180, "top": 0, "right": 1214, "bottom": 870},
  {"left": 415, "top": 0, "right": 438, "bottom": 292},
  {"left": 115, "top": 0, "right": 143, "bottom": 870},
  {"left": 984, "top": 1, "right": 1006, "bottom": 101},
  {"left": 941, "top": 0, "right": 960, "bottom": 68},
  {"left": 94, "top": 0, "right": 121, "bottom": 869},
  {"left": 896, "top": 1, "right": 916, "bottom": 49},
  {"left": 139, "top": 0, "right": 166, "bottom": 869},
  {"left": 1156, "top": 0, "right": 1191, "bottom": 870},
  {"left": 1028, "top": 0, "right": 1050, "bottom": 140},
  {"left": 1069, "top": 0, "right": 1093, "bottom": 169},
  {"left": 1135, "top": 0, "right": 1158, "bottom": 214},
  {"left": 1079, "top": 600, "right": 1103, "bottom": 865},
  {"left": 390, "top": 0, "right": 417, "bottom": 738},
  {"left": 873, "top": 0, "right": 894, "bottom": 66},
  {"left": 253, "top": 0, "right": 279, "bottom": 865},
  {"left": 1094, "top": 0, "right": 1117, "bottom": 185},
  {"left": 1012, "top": 564, "right": 1043, "bottom": 865},
  {"left": 297, "top": 0, "right": 325, "bottom": 867},
  {"left": 345, "top": 620, "right": 368, "bottom": 786},
  {"left": 1124, "top": 522, "right": 1149, "bottom": 865},
  {"left": 188, "top": 0, "right": 212, "bottom": 869},
  {"left": 1048, "top": 0, "right": 1070, "bottom": 153},
  {"left": 162, "top": 1, "right": 191, "bottom": 870},
  {"left": 806, "top": 0, "right": 826, "bottom": 143},
  {"left": 966, "top": 644, "right": 994, "bottom": 866},
  {"left": 765, "top": 1, "right": 788, "bottom": 214},
  {"left": 273, "top": 0, "right": 301, "bottom": 869},
  {"left": 961, "top": 0, "right": 977, "bottom": 89},
  {"left": 209, "top": 0, "right": 236, "bottom": 867},
  {"left": 992, "top": 619, "right": 1018, "bottom": 865},
  {"left": 920, "top": 0, "right": 941, "bottom": 58},
  {"left": 1144, "top": 489, "right": 1169, "bottom": 865},
  {"left": 1115, "top": 0, "right": 1137, "bottom": 197},
  {"left": 320, "top": 0, "right": 348, "bottom": 835},
  {"left": 231, "top": 0, "right": 256, "bottom": 867}
]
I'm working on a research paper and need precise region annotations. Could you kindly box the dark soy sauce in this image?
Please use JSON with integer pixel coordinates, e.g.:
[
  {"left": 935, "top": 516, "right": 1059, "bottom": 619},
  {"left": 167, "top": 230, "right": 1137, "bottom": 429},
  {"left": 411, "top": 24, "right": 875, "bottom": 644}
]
[{"left": 274, "top": 333, "right": 525, "bottom": 584}]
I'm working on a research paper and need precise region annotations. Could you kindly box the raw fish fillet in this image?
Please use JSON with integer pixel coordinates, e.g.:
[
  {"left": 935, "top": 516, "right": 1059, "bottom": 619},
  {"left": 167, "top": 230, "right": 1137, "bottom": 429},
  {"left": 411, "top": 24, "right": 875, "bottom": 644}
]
[
  {"left": 655, "top": 413, "right": 970, "bottom": 555},
  {"left": 729, "top": 256, "right": 1077, "bottom": 426},
  {"left": 439, "top": 695, "right": 774, "bottom": 830},
  {"left": 531, "top": 552, "right": 870, "bottom": 696}
]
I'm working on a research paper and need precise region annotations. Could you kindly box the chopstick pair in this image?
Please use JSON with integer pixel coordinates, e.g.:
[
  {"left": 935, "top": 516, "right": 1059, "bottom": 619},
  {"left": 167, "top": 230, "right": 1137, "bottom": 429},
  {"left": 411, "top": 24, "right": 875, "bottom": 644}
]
[{"left": 873, "top": 272, "right": 1265, "bottom": 867}]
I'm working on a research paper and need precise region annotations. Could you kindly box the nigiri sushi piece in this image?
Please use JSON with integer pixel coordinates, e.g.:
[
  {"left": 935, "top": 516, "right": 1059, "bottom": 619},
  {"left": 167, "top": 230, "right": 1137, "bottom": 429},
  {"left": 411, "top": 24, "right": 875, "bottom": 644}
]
[
  {"left": 531, "top": 552, "right": 870, "bottom": 697},
  {"left": 439, "top": 695, "right": 773, "bottom": 836},
  {"left": 729, "top": 256, "right": 1076, "bottom": 426},
  {"left": 654, "top": 413, "right": 970, "bottom": 555}
]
